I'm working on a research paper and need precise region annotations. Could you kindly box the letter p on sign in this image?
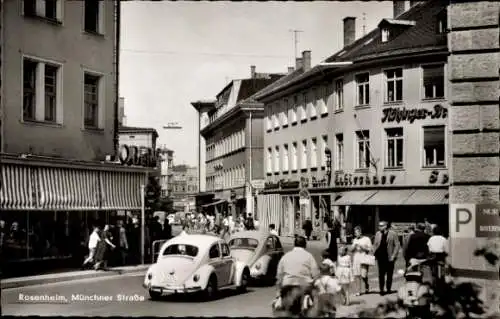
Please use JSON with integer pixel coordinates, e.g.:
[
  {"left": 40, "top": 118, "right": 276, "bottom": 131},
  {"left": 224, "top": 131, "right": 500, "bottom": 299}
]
[{"left": 449, "top": 204, "right": 476, "bottom": 238}]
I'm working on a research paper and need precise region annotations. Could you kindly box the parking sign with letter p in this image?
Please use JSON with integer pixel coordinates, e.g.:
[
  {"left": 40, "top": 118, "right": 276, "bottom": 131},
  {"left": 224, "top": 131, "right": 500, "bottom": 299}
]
[{"left": 449, "top": 204, "right": 476, "bottom": 238}]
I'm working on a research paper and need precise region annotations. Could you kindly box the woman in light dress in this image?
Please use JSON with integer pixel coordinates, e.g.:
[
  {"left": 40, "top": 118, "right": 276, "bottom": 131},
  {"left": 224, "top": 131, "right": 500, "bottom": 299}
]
[{"left": 351, "top": 226, "right": 373, "bottom": 296}]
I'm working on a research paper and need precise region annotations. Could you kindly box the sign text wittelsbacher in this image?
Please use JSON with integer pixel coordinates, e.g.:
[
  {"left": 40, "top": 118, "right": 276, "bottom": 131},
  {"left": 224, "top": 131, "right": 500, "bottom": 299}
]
[
  {"left": 119, "top": 144, "right": 159, "bottom": 168},
  {"left": 382, "top": 104, "right": 448, "bottom": 123},
  {"left": 335, "top": 172, "right": 396, "bottom": 187}
]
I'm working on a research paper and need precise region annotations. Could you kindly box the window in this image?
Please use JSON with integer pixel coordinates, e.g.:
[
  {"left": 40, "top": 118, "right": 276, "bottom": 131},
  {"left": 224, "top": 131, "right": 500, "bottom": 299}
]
[
  {"left": 229, "top": 238, "right": 259, "bottom": 249},
  {"left": 385, "top": 68, "right": 403, "bottom": 102},
  {"left": 266, "top": 148, "right": 272, "bottom": 174},
  {"left": 335, "top": 134, "right": 344, "bottom": 171},
  {"left": 385, "top": 128, "right": 404, "bottom": 168},
  {"left": 23, "top": 59, "right": 37, "bottom": 121},
  {"left": 320, "top": 85, "right": 328, "bottom": 114},
  {"left": 423, "top": 126, "right": 445, "bottom": 167},
  {"left": 301, "top": 140, "right": 308, "bottom": 170},
  {"left": 356, "top": 130, "right": 371, "bottom": 169},
  {"left": 209, "top": 244, "right": 221, "bottom": 259},
  {"left": 321, "top": 135, "right": 328, "bottom": 168},
  {"left": 23, "top": 0, "right": 62, "bottom": 21},
  {"left": 335, "top": 79, "right": 344, "bottom": 111},
  {"left": 291, "top": 142, "right": 298, "bottom": 171},
  {"left": 84, "top": 0, "right": 104, "bottom": 34},
  {"left": 23, "top": 58, "right": 61, "bottom": 123},
  {"left": 310, "top": 89, "right": 317, "bottom": 118},
  {"left": 290, "top": 98, "right": 297, "bottom": 123},
  {"left": 310, "top": 138, "right": 318, "bottom": 168},
  {"left": 356, "top": 73, "right": 370, "bottom": 105},
  {"left": 164, "top": 244, "right": 199, "bottom": 257},
  {"left": 221, "top": 243, "right": 230, "bottom": 257},
  {"left": 283, "top": 144, "right": 289, "bottom": 172},
  {"left": 300, "top": 93, "right": 307, "bottom": 121},
  {"left": 382, "top": 28, "right": 390, "bottom": 42},
  {"left": 44, "top": 65, "right": 57, "bottom": 122},
  {"left": 274, "top": 146, "right": 280, "bottom": 173},
  {"left": 281, "top": 99, "right": 288, "bottom": 126},
  {"left": 422, "top": 65, "right": 444, "bottom": 99},
  {"left": 84, "top": 73, "right": 100, "bottom": 128},
  {"left": 437, "top": 11, "right": 447, "bottom": 34}
]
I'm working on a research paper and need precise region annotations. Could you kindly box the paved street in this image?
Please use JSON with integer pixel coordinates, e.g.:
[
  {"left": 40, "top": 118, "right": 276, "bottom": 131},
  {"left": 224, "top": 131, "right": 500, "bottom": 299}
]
[{"left": 2, "top": 238, "right": 405, "bottom": 317}]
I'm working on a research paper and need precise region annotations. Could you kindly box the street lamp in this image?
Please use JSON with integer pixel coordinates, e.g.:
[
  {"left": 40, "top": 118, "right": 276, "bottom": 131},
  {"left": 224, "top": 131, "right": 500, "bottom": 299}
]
[{"left": 163, "top": 122, "right": 183, "bottom": 130}]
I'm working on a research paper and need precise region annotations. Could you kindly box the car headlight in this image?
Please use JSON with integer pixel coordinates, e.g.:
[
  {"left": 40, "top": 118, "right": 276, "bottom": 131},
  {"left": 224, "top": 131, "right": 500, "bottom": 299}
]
[
  {"left": 147, "top": 273, "right": 153, "bottom": 280},
  {"left": 255, "top": 262, "right": 261, "bottom": 270},
  {"left": 193, "top": 274, "right": 200, "bottom": 282}
]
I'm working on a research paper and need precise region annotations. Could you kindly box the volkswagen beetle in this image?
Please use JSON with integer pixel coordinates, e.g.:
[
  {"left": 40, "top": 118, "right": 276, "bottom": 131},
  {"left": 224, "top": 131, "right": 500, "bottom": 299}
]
[
  {"left": 143, "top": 234, "right": 250, "bottom": 300},
  {"left": 228, "top": 231, "right": 284, "bottom": 284}
]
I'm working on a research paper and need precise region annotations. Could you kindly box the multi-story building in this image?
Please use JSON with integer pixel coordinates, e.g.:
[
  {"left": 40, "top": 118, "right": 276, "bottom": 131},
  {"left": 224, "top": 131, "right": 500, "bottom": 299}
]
[
  {"left": 256, "top": 1, "right": 450, "bottom": 239},
  {"left": 192, "top": 66, "right": 285, "bottom": 218},
  {"left": 158, "top": 146, "right": 174, "bottom": 197},
  {"left": 170, "top": 165, "right": 198, "bottom": 212},
  {"left": 0, "top": 0, "right": 151, "bottom": 276},
  {"left": 118, "top": 126, "right": 159, "bottom": 150}
]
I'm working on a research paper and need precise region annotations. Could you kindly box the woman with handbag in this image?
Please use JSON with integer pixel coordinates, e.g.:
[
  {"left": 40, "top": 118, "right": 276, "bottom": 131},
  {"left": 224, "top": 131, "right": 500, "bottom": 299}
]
[{"left": 351, "top": 226, "right": 373, "bottom": 296}]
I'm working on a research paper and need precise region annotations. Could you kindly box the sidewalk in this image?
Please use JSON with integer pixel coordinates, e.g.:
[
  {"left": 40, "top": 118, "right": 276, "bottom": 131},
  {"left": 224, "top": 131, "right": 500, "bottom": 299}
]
[
  {"left": 1, "top": 264, "right": 150, "bottom": 290},
  {"left": 336, "top": 291, "right": 400, "bottom": 318}
]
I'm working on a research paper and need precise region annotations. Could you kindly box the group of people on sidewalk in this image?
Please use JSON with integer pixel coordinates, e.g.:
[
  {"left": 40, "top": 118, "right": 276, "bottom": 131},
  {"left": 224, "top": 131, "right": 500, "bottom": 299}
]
[{"left": 274, "top": 218, "right": 449, "bottom": 316}]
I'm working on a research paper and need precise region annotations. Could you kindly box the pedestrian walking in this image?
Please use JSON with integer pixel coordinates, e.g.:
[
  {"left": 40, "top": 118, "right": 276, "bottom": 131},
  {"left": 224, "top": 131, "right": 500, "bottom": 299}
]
[
  {"left": 303, "top": 217, "right": 313, "bottom": 240},
  {"left": 373, "top": 221, "right": 400, "bottom": 296},
  {"left": 313, "top": 263, "right": 342, "bottom": 317},
  {"left": 220, "top": 214, "right": 229, "bottom": 240},
  {"left": 82, "top": 225, "right": 100, "bottom": 269},
  {"left": 94, "top": 225, "right": 116, "bottom": 270},
  {"left": 336, "top": 246, "right": 353, "bottom": 305},
  {"left": 402, "top": 225, "right": 415, "bottom": 267},
  {"left": 116, "top": 220, "right": 129, "bottom": 266},
  {"left": 351, "top": 226, "right": 373, "bottom": 296},
  {"left": 326, "top": 219, "right": 340, "bottom": 262},
  {"left": 269, "top": 224, "right": 278, "bottom": 236}
]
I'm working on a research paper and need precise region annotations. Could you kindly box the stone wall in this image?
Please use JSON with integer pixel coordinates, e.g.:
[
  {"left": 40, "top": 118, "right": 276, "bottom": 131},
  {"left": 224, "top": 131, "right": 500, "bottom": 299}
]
[{"left": 448, "top": 0, "right": 500, "bottom": 313}]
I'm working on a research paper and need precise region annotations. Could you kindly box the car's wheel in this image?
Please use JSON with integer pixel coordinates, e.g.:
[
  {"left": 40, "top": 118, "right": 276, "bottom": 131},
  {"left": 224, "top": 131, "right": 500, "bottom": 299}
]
[
  {"left": 149, "top": 289, "right": 162, "bottom": 301},
  {"left": 238, "top": 268, "right": 250, "bottom": 292},
  {"left": 203, "top": 275, "right": 218, "bottom": 300}
]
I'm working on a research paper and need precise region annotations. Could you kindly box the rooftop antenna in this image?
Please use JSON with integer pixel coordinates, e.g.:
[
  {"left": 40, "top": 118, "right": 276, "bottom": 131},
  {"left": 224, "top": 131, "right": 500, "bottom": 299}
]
[
  {"left": 362, "top": 12, "right": 367, "bottom": 36},
  {"left": 289, "top": 29, "right": 304, "bottom": 61}
]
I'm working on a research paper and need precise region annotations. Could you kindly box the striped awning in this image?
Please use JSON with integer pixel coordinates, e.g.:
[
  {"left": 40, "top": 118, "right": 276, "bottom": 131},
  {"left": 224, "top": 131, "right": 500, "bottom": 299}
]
[
  {"left": 257, "top": 194, "right": 282, "bottom": 231},
  {"left": 403, "top": 189, "right": 448, "bottom": 205},
  {"left": 0, "top": 164, "right": 34, "bottom": 210},
  {"left": 363, "top": 189, "right": 415, "bottom": 205},
  {"left": 333, "top": 190, "right": 377, "bottom": 205},
  {"left": 100, "top": 171, "right": 144, "bottom": 210}
]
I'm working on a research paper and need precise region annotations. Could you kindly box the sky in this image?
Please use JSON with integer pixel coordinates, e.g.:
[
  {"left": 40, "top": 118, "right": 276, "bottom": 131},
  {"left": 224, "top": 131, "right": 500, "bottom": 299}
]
[{"left": 120, "top": 1, "right": 393, "bottom": 167}]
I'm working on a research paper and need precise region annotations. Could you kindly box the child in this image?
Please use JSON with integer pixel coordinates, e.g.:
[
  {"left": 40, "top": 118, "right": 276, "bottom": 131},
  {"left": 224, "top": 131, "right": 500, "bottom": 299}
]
[
  {"left": 314, "top": 263, "right": 342, "bottom": 317},
  {"left": 336, "top": 246, "right": 353, "bottom": 305},
  {"left": 321, "top": 250, "right": 336, "bottom": 276},
  {"left": 269, "top": 224, "right": 279, "bottom": 236}
]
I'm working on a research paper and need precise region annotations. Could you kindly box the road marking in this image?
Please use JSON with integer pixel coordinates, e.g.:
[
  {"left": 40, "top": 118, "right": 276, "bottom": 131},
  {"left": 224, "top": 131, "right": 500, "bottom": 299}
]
[{"left": 3, "top": 271, "right": 146, "bottom": 291}]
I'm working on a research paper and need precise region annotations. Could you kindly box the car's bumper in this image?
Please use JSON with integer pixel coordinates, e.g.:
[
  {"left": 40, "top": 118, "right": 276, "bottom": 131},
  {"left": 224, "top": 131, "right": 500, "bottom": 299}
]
[{"left": 143, "top": 283, "right": 203, "bottom": 294}]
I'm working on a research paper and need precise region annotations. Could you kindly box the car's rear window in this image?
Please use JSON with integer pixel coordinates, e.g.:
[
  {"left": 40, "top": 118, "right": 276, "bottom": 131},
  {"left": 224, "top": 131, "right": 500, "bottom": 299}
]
[
  {"left": 163, "top": 244, "right": 199, "bottom": 257},
  {"left": 229, "top": 238, "right": 259, "bottom": 249}
]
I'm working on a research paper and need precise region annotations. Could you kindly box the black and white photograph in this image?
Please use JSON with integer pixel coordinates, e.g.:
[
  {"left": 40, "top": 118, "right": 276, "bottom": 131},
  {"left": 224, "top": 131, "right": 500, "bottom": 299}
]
[{"left": 1, "top": 0, "right": 499, "bottom": 317}]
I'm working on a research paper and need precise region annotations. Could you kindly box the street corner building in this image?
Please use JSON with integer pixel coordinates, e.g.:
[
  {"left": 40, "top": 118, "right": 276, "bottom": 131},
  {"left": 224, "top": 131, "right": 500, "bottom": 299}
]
[
  {"left": 191, "top": 66, "right": 285, "bottom": 219},
  {"left": 0, "top": 0, "right": 151, "bottom": 277},
  {"left": 254, "top": 0, "right": 453, "bottom": 240}
]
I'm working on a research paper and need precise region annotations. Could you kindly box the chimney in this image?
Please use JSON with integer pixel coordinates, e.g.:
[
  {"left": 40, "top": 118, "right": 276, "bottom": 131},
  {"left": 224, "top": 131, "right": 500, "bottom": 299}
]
[
  {"left": 393, "top": 0, "right": 410, "bottom": 18},
  {"left": 288, "top": 66, "right": 294, "bottom": 73},
  {"left": 343, "top": 17, "right": 356, "bottom": 47},
  {"left": 295, "top": 58, "right": 303, "bottom": 70},
  {"left": 250, "top": 65, "right": 256, "bottom": 78},
  {"left": 302, "top": 51, "right": 311, "bottom": 71}
]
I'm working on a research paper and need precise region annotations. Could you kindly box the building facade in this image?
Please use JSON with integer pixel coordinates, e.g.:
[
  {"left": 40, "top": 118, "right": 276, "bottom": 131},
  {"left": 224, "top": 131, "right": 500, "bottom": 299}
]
[
  {"left": 0, "top": 0, "right": 150, "bottom": 276},
  {"left": 118, "top": 126, "right": 159, "bottom": 151},
  {"left": 158, "top": 146, "right": 174, "bottom": 197},
  {"left": 192, "top": 66, "right": 284, "bottom": 218},
  {"left": 170, "top": 165, "right": 198, "bottom": 213},
  {"left": 256, "top": 1, "right": 450, "bottom": 239}
]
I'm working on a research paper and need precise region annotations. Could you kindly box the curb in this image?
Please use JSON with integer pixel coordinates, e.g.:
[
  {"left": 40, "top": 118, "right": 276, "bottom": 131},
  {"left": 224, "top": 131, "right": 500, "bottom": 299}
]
[{"left": 1, "top": 265, "right": 150, "bottom": 290}]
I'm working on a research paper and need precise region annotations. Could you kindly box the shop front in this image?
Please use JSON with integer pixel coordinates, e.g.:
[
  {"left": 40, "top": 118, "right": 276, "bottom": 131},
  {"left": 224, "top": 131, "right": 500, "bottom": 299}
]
[{"left": 0, "top": 155, "right": 148, "bottom": 277}]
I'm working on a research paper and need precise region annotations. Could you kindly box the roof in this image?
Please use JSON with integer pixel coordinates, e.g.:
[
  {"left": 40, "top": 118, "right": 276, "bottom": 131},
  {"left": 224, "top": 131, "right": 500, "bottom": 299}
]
[
  {"left": 236, "top": 76, "right": 284, "bottom": 102},
  {"left": 325, "top": 0, "right": 447, "bottom": 63},
  {"left": 191, "top": 100, "right": 216, "bottom": 112},
  {"left": 230, "top": 230, "right": 272, "bottom": 242},
  {"left": 163, "top": 234, "right": 221, "bottom": 252},
  {"left": 256, "top": 1, "right": 447, "bottom": 100},
  {"left": 119, "top": 126, "right": 159, "bottom": 138}
]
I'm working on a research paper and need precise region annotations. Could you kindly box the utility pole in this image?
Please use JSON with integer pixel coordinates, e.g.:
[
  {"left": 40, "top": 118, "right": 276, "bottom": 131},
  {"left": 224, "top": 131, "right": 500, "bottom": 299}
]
[{"left": 289, "top": 29, "right": 304, "bottom": 60}]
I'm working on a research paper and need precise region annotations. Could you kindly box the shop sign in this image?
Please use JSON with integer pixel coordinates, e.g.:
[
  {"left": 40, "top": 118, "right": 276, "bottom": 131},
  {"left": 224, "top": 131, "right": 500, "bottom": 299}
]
[
  {"left": 119, "top": 144, "right": 159, "bottom": 168},
  {"left": 335, "top": 172, "right": 396, "bottom": 187},
  {"left": 251, "top": 179, "right": 265, "bottom": 189},
  {"left": 381, "top": 104, "right": 448, "bottom": 124},
  {"left": 450, "top": 203, "right": 500, "bottom": 238},
  {"left": 428, "top": 170, "right": 449, "bottom": 184}
]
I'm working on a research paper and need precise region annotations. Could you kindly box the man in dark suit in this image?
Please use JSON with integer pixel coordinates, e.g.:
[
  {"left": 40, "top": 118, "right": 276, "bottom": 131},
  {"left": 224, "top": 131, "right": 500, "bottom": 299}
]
[{"left": 372, "top": 221, "right": 400, "bottom": 295}]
